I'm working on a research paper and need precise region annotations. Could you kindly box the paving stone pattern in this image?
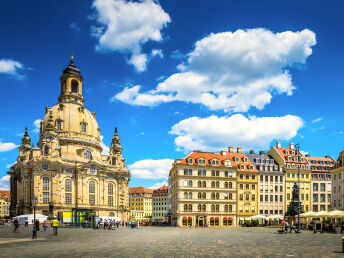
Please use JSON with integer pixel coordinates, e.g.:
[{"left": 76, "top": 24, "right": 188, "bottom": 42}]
[{"left": 0, "top": 225, "right": 341, "bottom": 257}]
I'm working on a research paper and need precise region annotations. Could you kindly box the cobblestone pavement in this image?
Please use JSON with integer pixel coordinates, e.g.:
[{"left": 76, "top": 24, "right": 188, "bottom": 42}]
[{"left": 0, "top": 225, "right": 341, "bottom": 257}]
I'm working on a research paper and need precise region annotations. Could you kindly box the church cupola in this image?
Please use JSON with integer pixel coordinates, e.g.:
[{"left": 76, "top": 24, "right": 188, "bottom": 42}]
[
  {"left": 58, "top": 54, "right": 84, "bottom": 105},
  {"left": 21, "top": 127, "right": 31, "bottom": 146},
  {"left": 19, "top": 127, "right": 32, "bottom": 161},
  {"left": 109, "top": 127, "right": 125, "bottom": 167}
]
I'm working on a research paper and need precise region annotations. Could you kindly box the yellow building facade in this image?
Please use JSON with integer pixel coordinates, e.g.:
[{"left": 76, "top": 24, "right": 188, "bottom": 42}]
[
  {"left": 7, "top": 57, "right": 130, "bottom": 222},
  {"left": 269, "top": 142, "right": 311, "bottom": 213},
  {"left": 129, "top": 187, "right": 153, "bottom": 221},
  {"left": 0, "top": 191, "right": 10, "bottom": 218}
]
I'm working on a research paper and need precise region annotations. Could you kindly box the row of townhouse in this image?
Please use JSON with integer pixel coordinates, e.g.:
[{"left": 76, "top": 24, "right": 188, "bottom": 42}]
[{"left": 168, "top": 142, "right": 334, "bottom": 227}]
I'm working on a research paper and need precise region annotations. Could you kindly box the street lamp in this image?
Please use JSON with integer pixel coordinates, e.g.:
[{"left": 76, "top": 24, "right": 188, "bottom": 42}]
[
  {"left": 32, "top": 196, "right": 38, "bottom": 239},
  {"left": 295, "top": 144, "right": 301, "bottom": 233}
]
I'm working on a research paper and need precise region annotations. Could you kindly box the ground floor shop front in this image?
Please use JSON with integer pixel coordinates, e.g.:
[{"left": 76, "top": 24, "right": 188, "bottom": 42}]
[{"left": 172, "top": 214, "right": 236, "bottom": 227}]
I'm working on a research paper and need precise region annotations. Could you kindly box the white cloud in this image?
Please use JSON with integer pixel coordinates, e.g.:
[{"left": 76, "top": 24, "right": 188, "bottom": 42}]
[
  {"left": 0, "top": 59, "right": 25, "bottom": 80},
  {"left": 311, "top": 126, "right": 325, "bottom": 132},
  {"left": 32, "top": 119, "right": 41, "bottom": 134},
  {"left": 169, "top": 114, "right": 304, "bottom": 152},
  {"left": 100, "top": 135, "right": 110, "bottom": 155},
  {"left": 149, "top": 181, "right": 168, "bottom": 189},
  {"left": 300, "top": 150, "right": 309, "bottom": 156},
  {"left": 0, "top": 141, "right": 18, "bottom": 152},
  {"left": 114, "top": 28, "right": 316, "bottom": 112},
  {"left": 128, "top": 159, "right": 174, "bottom": 179},
  {"left": 91, "top": 0, "right": 171, "bottom": 71},
  {"left": 0, "top": 175, "right": 10, "bottom": 190},
  {"left": 151, "top": 49, "right": 163, "bottom": 59},
  {"left": 312, "top": 117, "right": 323, "bottom": 123},
  {"left": 6, "top": 161, "right": 16, "bottom": 169},
  {"left": 70, "top": 22, "right": 81, "bottom": 32}
]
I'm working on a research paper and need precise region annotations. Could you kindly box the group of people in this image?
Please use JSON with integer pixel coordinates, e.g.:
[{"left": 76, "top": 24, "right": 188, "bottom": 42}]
[
  {"left": 281, "top": 220, "right": 298, "bottom": 233},
  {"left": 12, "top": 217, "right": 59, "bottom": 235},
  {"left": 96, "top": 219, "right": 122, "bottom": 230}
]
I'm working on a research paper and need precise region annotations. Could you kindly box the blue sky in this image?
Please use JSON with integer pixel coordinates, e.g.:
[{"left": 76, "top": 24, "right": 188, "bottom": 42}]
[{"left": 0, "top": 0, "right": 344, "bottom": 189}]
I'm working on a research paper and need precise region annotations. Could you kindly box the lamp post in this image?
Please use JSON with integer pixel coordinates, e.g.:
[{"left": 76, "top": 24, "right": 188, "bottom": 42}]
[
  {"left": 295, "top": 143, "right": 301, "bottom": 233},
  {"left": 32, "top": 196, "right": 38, "bottom": 239}
]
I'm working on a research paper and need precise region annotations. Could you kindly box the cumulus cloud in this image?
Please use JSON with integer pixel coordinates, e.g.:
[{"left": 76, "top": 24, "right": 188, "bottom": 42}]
[
  {"left": 312, "top": 117, "right": 323, "bottom": 123},
  {"left": 128, "top": 159, "right": 174, "bottom": 179},
  {"left": 91, "top": 0, "right": 170, "bottom": 71},
  {"left": 0, "top": 59, "right": 25, "bottom": 80},
  {"left": 32, "top": 119, "right": 41, "bottom": 134},
  {"left": 100, "top": 135, "right": 110, "bottom": 155},
  {"left": 0, "top": 175, "right": 10, "bottom": 190},
  {"left": 114, "top": 28, "right": 316, "bottom": 112},
  {"left": 0, "top": 141, "right": 18, "bottom": 152},
  {"left": 169, "top": 114, "right": 304, "bottom": 152},
  {"left": 151, "top": 49, "right": 164, "bottom": 59},
  {"left": 149, "top": 181, "right": 168, "bottom": 189}
]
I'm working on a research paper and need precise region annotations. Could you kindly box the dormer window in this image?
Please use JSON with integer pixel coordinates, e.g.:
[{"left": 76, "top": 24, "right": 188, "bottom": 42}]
[
  {"left": 294, "top": 157, "right": 298, "bottom": 162},
  {"left": 256, "top": 158, "right": 260, "bottom": 164},
  {"left": 249, "top": 165, "right": 254, "bottom": 170},
  {"left": 198, "top": 159, "right": 205, "bottom": 165},
  {"left": 188, "top": 159, "right": 193, "bottom": 165},
  {"left": 285, "top": 150, "right": 289, "bottom": 155},
  {"left": 288, "top": 156, "right": 292, "bottom": 161},
  {"left": 224, "top": 160, "right": 232, "bottom": 167},
  {"left": 235, "top": 157, "right": 240, "bottom": 162},
  {"left": 81, "top": 122, "right": 87, "bottom": 133},
  {"left": 211, "top": 159, "right": 219, "bottom": 166},
  {"left": 301, "top": 157, "right": 304, "bottom": 162},
  {"left": 292, "top": 151, "right": 295, "bottom": 156},
  {"left": 244, "top": 157, "right": 248, "bottom": 163},
  {"left": 240, "top": 164, "right": 245, "bottom": 170}
]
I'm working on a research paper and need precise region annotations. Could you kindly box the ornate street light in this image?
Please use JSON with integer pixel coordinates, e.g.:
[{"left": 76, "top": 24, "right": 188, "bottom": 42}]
[
  {"left": 32, "top": 195, "right": 38, "bottom": 239},
  {"left": 294, "top": 144, "right": 301, "bottom": 233}
]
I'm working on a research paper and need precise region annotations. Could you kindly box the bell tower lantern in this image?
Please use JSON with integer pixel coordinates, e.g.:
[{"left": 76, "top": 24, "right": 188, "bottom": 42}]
[{"left": 58, "top": 54, "right": 84, "bottom": 105}]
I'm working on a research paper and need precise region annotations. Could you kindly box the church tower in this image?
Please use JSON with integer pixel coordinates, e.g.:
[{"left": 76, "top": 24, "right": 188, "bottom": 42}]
[
  {"left": 18, "top": 127, "right": 31, "bottom": 162},
  {"left": 109, "top": 127, "right": 125, "bottom": 168},
  {"left": 58, "top": 54, "right": 84, "bottom": 105}
]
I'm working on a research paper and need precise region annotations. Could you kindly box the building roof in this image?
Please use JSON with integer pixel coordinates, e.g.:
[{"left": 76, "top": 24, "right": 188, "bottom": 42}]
[
  {"left": 129, "top": 187, "right": 153, "bottom": 197},
  {"left": 306, "top": 156, "right": 334, "bottom": 173},
  {"left": 152, "top": 186, "right": 168, "bottom": 197},
  {"left": 272, "top": 146, "right": 308, "bottom": 165},
  {"left": 246, "top": 152, "right": 282, "bottom": 173},
  {"left": 0, "top": 190, "right": 10, "bottom": 201}
]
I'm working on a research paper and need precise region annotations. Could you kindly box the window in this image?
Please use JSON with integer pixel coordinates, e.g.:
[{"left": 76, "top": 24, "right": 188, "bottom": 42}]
[
  {"left": 85, "top": 150, "right": 92, "bottom": 159},
  {"left": 184, "top": 204, "right": 188, "bottom": 211},
  {"left": 43, "top": 192, "right": 49, "bottom": 204},
  {"left": 43, "top": 177, "right": 50, "bottom": 191},
  {"left": 252, "top": 175, "right": 255, "bottom": 180},
  {"left": 188, "top": 180, "right": 193, "bottom": 187},
  {"left": 90, "top": 166, "right": 96, "bottom": 175},
  {"left": 108, "top": 183, "right": 114, "bottom": 206},
  {"left": 246, "top": 184, "right": 249, "bottom": 190},
  {"left": 198, "top": 181, "right": 202, "bottom": 188},
  {"left": 65, "top": 192, "right": 72, "bottom": 205},
  {"left": 81, "top": 122, "right": 87, "bottom": 133},
  {"left": 245, "top": 174, "right": 249, "bottom": 180},
  {"left": 320, "top": 194, "right": 325, "bottom": 203},
  {"left": 313, "top": 183, "right": 318, "bottom": 191},
  {"left": 188, "top": 169, "right": 192, "bottom": 175},
  {"left": 211, "top": 181, "right": 215, "bottom": 188},
  {"left": 229, "top": 182, "right": 232, "bottom": 189},
  {"left": 184, "top": 169, "right": 188, "bottom": 176},
  {"left": 216, "top": 181, "right": 220, "bottom": 188},
  {"left": 239, "top": 194, "right": 243, "bottom": 201},
  {"left": 240, "top": 184, "right": 243, "bottom": 190},
  {"left": 313, "top": 194, "right": 318, "bottom": 202},
  {"left": 65, "top": 179, "right": 72, "bottom": 193},
  {"left": 320, "top": 183, "right": 325, "bottom": 192},
  {"left": 56, "top": 119, "right": 62, "bottom": 130},
  {"left": 42, "top": 163, "right": 49, "bottom": 170},
  {"left": 287, "top": 193, "right": 290, "bottom": 200},
  {"left": 260, "top": 175, "right": 263, "bottom": 182},
  {"left": 89, "top": 180, "right": 96, "bottom": 205},
  {"left": 202, "top": 181, "right": 206, "bottom": 188}
]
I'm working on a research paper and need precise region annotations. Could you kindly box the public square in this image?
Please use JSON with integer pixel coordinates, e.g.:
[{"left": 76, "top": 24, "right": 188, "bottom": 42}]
[{"left": 0, "top": 226, "right": 341, "bottom": 257}]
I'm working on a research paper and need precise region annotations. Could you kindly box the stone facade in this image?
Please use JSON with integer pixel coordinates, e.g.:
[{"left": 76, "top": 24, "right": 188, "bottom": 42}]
[
  {"left": 7, "top": 57, "right": 130, "bottom": 221},
  {"left": 331, "top": 151, "right": 344, "bottom": 210},
  {"left": 169, "top": 151, "right": 237, "bottom": 227}
]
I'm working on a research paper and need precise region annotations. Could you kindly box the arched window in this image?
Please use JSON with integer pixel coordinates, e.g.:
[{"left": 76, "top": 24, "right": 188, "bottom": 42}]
[
  {"left": 211, "top": 205, "right": 215, "bottom": 212},
  {"left": 184, "top": 192, "right": 188, "bottom": 199},
  {"left": 225, "top": 182, "right": 228, "bottom": 188},
  {"left": 84, "top": 150, "right": 91, "bottom": 159},
  {"left": 202, "top": 192, "right": 206, "bottom": 199},
  {"left": 202, "top": 204, "right": 206, "bottom": 211},
  {"left": 215, "top": 205, "right": 219, "bottom": 212},
  {"left": 188, "top": 180, "right": 193, "bottom": 187},
  {"left": 65, "top": 179, "right": 72, "bottom": 204},
  {"left": 211, "top": 193, "right": 215, "bottom": 199},
  {"left": 229, "top": 182, "right": 232, "bottom": 189},
  {"left": 229, "top": 193, "right": 232, "bottom": 200},
  {"left": 108, "top": 183, "right": 114, "bottom": 206},
  {"left": 224, "top": 205, "right": 228, "bottom": 212},
  {"left": 109, "top": 212, "right": 114, "bottom": 217},
  {"left": 89, "top": 180, "right": 96, "bottom": 205},
  {"left": 229, "top": 205, "right": 232, "bottom": 212},
  {"left": 198, "top": 204, "right": 202, "bottom": 211},
  {"left": 202, "top": 181, "right": 206, "bottom": 188},
  {"left": 198, "top": 192, "right": 202, "bottom": 199},
  {"left": 184, "top": 204, "right": 188, "bottom": 211},
  {"left": 71, "top": 80, "right": 78, "bottom": 93},
  {"left": 216, "top": 181, "right": 220, "bottom": 188},
  {"left": 56, "top": 120, "right": 62, "bottom": 130},
  {"left": 216, "top": 193, "right": 219, "bottom": 199},
  {"left": 211, "top": 181, "right": 215, "bottom": 188},
  {"left": 188, "top": 204, "right": 192, "bottom": 211},
  {"left": 44, "top": 146, "right": 49, "bottom": 155},
  {"left": 198, "top": 181, "right": 202, "bottom": 188},
  {"left": 189, "top": 192, "right": 192, "bottom": 199}
]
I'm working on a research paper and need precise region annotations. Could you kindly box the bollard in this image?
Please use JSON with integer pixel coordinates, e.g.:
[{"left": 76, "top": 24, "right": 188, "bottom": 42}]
[{"left": 342, "top": 236, "right": 344, "bottom": 253}]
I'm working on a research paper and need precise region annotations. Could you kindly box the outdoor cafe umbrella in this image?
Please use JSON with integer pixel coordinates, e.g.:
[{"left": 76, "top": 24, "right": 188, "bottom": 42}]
[
  {"left": 328, "top": 210, "right": 344, "bottom": 218},
  {"left": 300, "top": 211, "right": 316, "bottom": 218},
  {"left": 251, "top": 215, "right": 267, "bottom": 220},
  {"left": 313, "top": 211, "right": 330, "bottom": 218}
]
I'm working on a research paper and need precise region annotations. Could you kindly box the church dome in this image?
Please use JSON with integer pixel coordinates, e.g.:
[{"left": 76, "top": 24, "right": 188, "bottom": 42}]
[{"left": 40, "top": 102, "right": 101, "bottom": 146}]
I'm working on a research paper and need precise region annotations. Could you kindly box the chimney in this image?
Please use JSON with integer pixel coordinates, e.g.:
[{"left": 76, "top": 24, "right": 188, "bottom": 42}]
[
  {"left": 325, "top": 155, "right": 329, "bottom": 159},
  {"left": 228, "top": 146, "right": 233, "bottom": 153},
  {"left": 220, "top": 151, "right": 227, "bottom": 156},
  {"left": 305, "top": 154, "right": 310, "bottom": 157},
  {"left": 237, "top": 147, "right": 242, "bottom": 153},
  {"left": 289, "top": 143, "right": 294, "bottom": 150},
  {"left": 276, "top": 142, "right": 281, "bottom": 149},
  {"left": 259, "top": 151, "right": 265, "bottom": 155},
  {"left": 250, "top": 150, "right": 255, "bottom": 154}
]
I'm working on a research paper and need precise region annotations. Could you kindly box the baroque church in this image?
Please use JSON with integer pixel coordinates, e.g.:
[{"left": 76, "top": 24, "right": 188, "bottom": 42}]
[{"left": 7, "top": 56, "right": 131, "bottom": 222}]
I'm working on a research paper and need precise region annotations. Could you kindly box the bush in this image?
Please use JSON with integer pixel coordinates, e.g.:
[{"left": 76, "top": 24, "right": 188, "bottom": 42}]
[
  {"left": 252, "top": 219, "right": 259, "bottom": 226},
  {"left": 244, "top": 220, "right": 252, "bottom": 227}
]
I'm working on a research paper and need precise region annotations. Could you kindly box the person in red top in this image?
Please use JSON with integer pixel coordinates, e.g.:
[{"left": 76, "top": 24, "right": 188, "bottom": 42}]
[
  {"left": 281, "top": 220, "right": 286, "bottom": 233},
  {"left": 134, "top": 221, "right": 138, "bottom": 228},
  {"left": 43, "top": 221, "right": 47, "bottom": 232}
]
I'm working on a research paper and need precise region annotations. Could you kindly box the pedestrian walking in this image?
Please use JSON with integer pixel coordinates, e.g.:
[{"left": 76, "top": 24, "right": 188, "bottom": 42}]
[
  {"left": 25, "top": 219, "right": 28, "bottom": 227},
  {"left": 43, "top": 221, "right": 47, "bottom": 232},
  {"left": 13, "top": 218, "right": 19, "bottom": 232},
  {"left": 52, "top": 217, "right": 59, "bottom": 235},
  {"left": 285, "top": 221, "right": 289, "bottom": 234},
  {"left": 289, "top": 221, "right": 297, "bottom": 233},
  {"left": 35, "top": 219, "right": 40, "bottom": 231}
]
